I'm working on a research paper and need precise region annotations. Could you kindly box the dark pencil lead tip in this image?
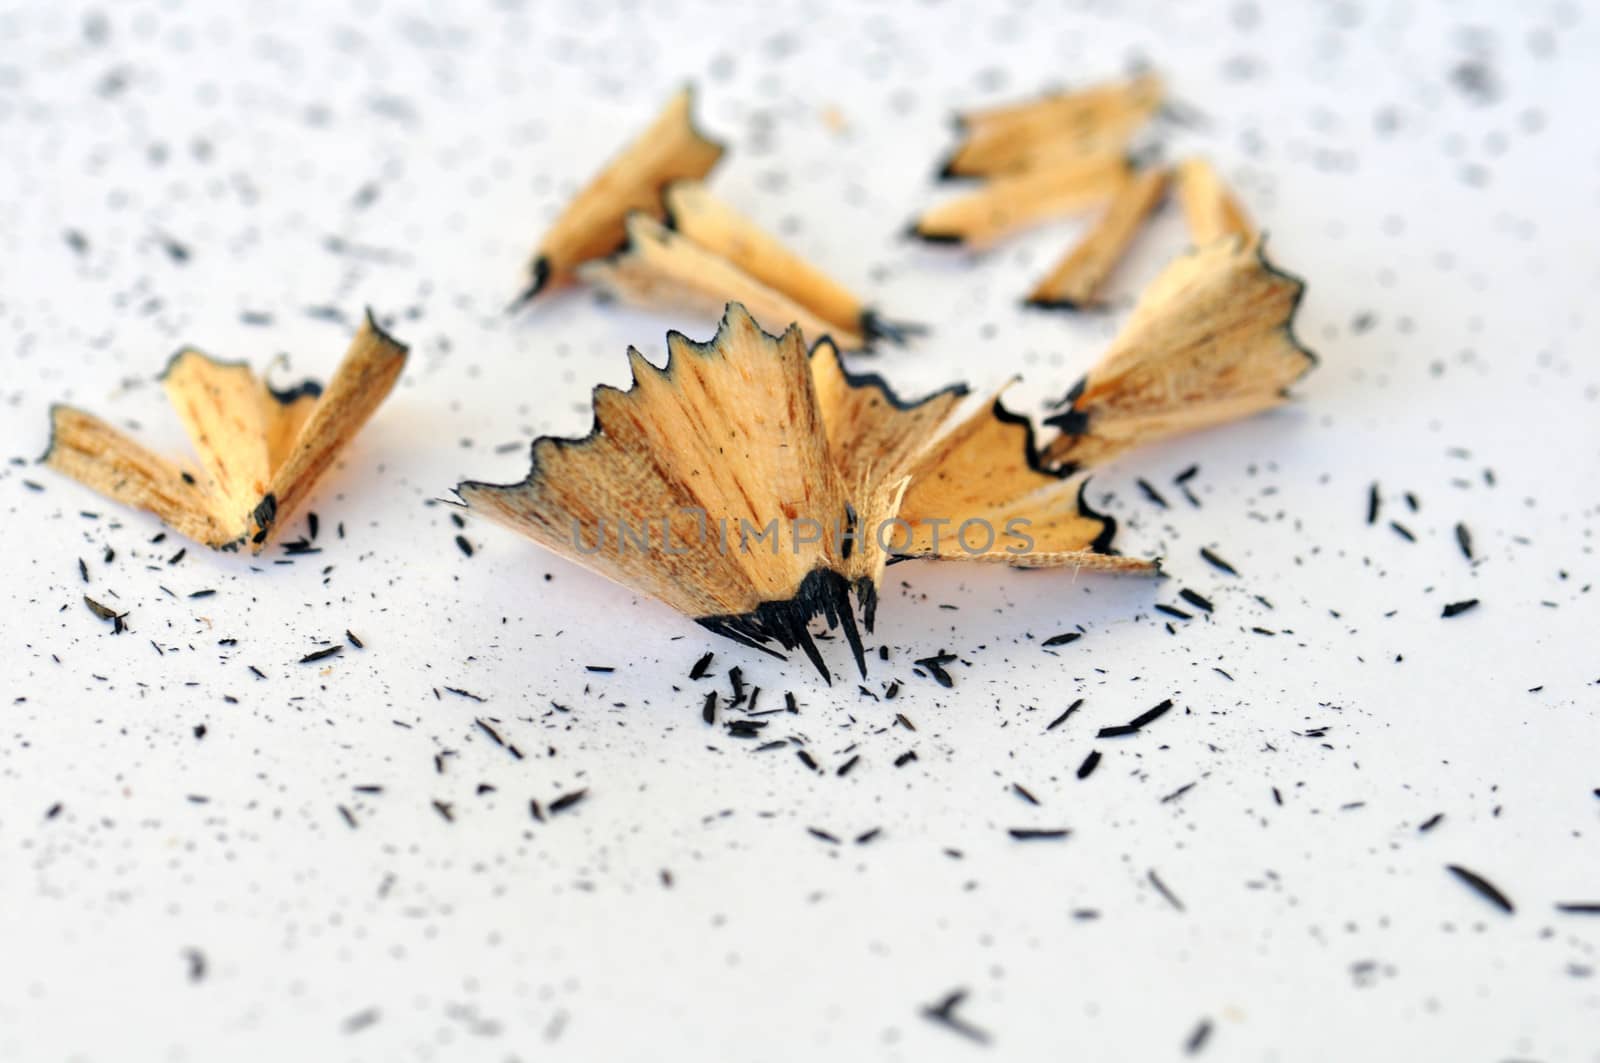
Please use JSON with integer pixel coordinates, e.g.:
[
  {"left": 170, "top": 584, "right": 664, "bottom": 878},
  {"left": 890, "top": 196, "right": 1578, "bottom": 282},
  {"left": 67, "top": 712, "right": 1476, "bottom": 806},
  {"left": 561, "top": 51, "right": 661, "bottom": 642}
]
[
  {"left": 906, "top": 225, "right": 963, "bottom": 246},
  {"left": 507, "top": 257, "right": 550, "bottom": 314},
  {"left": 859, "top": 310, "right": 927, "bottom": 347},
  {"left": 1024, "top": 296, "right": 1090, "bottom": 313}
]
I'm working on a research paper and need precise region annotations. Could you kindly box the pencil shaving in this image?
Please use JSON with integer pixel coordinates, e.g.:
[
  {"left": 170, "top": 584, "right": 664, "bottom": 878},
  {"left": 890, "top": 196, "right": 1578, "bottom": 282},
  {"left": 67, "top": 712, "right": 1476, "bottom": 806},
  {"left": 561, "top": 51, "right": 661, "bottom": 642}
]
[
  {"left": 520, "top": 90, "right": 915, "bottom": 349},
  {"left": 941, "top": 72, "right": 1164, "bottom": 180},
  {"left": 43, "top": 312, "right": 408, "bottom": 551},
  {"left": 580, "top": 213, "right": 861, "bottom": 348},
  {"left": 911, "top": 153, "right": 1130, "bottom": 248},
  {"left": 1176, "top": 157, "right": 1254, "bottom": 246},
  {"left": 1043, "top": 234, "right": 1314, "bottom": 469},
  {"left": 1026, "top": 166, "right": 1170, "bottom": 310},
  {"left": 457, "top": 303, "right": 1152, "bottom": 682},
  {"left": 663, "top": 181, "right": 918, "bottom": 347},
  {"left": 517, "top": 87, "right": 726, "bottom": 305}
]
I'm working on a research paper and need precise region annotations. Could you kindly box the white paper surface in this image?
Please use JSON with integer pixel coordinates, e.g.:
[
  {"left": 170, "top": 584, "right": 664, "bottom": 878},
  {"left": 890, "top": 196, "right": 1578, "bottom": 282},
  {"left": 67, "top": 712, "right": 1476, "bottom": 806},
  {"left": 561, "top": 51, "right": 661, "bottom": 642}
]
[{"left": 1, "top": 1, "right": 1597, "bottom": 1060}]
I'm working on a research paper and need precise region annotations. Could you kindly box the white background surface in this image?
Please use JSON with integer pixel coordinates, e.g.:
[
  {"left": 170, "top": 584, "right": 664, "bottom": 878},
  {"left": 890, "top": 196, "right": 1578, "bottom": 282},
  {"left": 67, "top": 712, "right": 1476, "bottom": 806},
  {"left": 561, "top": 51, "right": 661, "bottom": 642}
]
[{"left": 1, "top": 1, "right": 1597, "bottom": 1060}]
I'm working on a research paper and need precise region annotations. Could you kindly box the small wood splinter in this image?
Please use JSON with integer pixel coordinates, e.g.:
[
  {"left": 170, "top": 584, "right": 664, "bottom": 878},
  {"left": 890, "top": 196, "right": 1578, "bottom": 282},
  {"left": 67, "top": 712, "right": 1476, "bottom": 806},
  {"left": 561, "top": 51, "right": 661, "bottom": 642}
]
[
  {"left": 1176, "top": 157, "right": 1255, "bottom": 246},
  {"left": 43, "top": 311, "right": 408, "bottom": 551},
  {"left": 910, "top": 153, "right": 1131, "bottom": 248},
  {"left": 1026, "top": 166, "right": 1170, "bottom": 310},
  {"left": 457, "top": 303, "right": 1154, "bottom": 682},
  {"left": 940, "top": 72, "right": 1165, "bottom": 180},
  {"left": 514, "top": 87, "right": 726, "bottom": 307},
  {"left": 660, "top": 181, "right": 920, "bottom": 347},
  {"left": 584, "top": 210, "right": 881, "bottom": 351}
]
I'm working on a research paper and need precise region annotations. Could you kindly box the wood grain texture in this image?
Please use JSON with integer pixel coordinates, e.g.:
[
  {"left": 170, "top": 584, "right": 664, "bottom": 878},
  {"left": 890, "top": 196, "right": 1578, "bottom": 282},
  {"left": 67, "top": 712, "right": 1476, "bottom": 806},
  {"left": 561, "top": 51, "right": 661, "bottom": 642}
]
[
  {"left": 1044, "top": 235, "right": 1315, "bottom": 469},
  {"left": 522, "top": 87, "right": 725, "bottom": 301}
]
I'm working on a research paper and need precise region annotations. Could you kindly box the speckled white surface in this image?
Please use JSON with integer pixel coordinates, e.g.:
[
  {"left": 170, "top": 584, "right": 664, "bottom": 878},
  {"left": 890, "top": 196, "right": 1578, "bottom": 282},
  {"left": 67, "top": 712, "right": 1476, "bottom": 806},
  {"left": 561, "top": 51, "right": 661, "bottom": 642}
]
[{"left": 2, "top": 1, "right": 1598, "bottom": 1060}]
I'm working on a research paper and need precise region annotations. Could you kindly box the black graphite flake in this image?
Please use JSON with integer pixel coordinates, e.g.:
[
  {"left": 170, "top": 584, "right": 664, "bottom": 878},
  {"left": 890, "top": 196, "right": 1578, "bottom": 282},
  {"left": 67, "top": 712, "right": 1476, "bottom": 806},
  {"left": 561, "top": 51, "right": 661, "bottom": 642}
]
[
  {"left": 1367, "top": 483, "right": 1380, "bottom": 525},
  {"left": 475, "top": 719, "right": 505, "bottom": 747},
  {"left": 1455, "top": 523, "right": 1474, "bottom": 561},
  {"left": 837, "top": 755, "right": 861, "bottom": 777},
  {"left": 455, "top": 534, "right": 474, "bottom": 558},
  {"left": 585, "top": 665, "right": 614, "bottom": 674},
  {"left": 689, "top": 651, "right": 714, "bottom": 679},
  {"left": 915, "top": 651, "right": 958, "bottom": 688},
  {"left": 797, "top": 750, "right": 819, "bottom": 771},
  {"left": 1555, "top": 903, "right": 1600, "bottom": 915},
  {"left": 1148, "top": 869, "right": 1185, "bottom": 912},
  {"left": 1076, "top": 750, "right": 1101, "bottom": 779},
  {"left": 248, "top": 665, "right": 266, "bottom": 679},
  {"left": 1013, "top": 782, "right": 1040, "bottom": 805},
  {"left": 1446, "top": 864, "right": 1514, "bottom": 913},
  {"left": 1161, "top": 782, "right": 1196, "bottom": 804},
  {"left": 1046, "top": 699, "right": 1084, "bottom": 731},
  {"left": 1389, "top": 521, "right": 1415, "bottom": 542},
  {"left": 1174, "top": 464, "right": 1199, "bottom": 484},
  {"left": 1418, "top": 813, "right": 1444, "bottom": 833},
  {"left": 168, "top": 548, "right": 187, "bottom": 564},
  {"left": 1185, "top": 1019, "right": 1213, "bottom": 1055},
  {"left": 84, "top": 596, "right": 128, "bottom": 634},
  {"left": 188, "top": 589, "right": 216, "bottom": 599},
  {"left": 893, "top": 751, "right": 918, "bottom": 768},
  {"left": 431, "top": 800, "right": 454, "bottom": 823},
  {"left": 895, "top": 712, "right": 916, "bottom": 732},
  {"left": 1128, "top": 699, "right": 1175, "bottom": 728},
  {"left": 346, "top": 630, "right": 364, "bottom": 649},
  {"left": 807, "top": 827, "right": 840, "bottom": 844},
  {"left": 549, "top": 789, "right": 587, "bottom": 814},
  {"left": 300, "top": 645, "right": 342, "bottom": 664},
  {"left": 444, "top": 686, "right": 486, "bottom": 702},
  {"left": 726, "top": 719, "right": 765, "bottom": 738},
  {"left": 1155, "top": 603, "right": 1192, "bottom": 621},
  {"left": 921, "top": 990, "right": 990, "bottom": 1045},
  {"left": 338, "top": 805, "right": 357, "bottom": 829},
  {"left": 1441, "top": 599, "right": 1479, "bottom": 618},
  {"left": 1008, "top": 828, "right": 1070, "bottom": 841},
  {"left": 183, "top": 949, "right": 206, "bottom": 983},
  {"left": 855, "top": 828, "right": 881, "bottom": 845},
  {"left": 1178, "top": 589, "right": 1214, "bottom": 613},
  {"left": 1198, "top": 547, "right": 1237, "bottom": 576},
  {"left": 1137, "top": 478, "right": 1169, "bottom": 508},
  {"left": 701, "top": 691, "right": 717, "bottom": 724},
  {"left": 1098, "top": 699, "right": 1174, "bottom": 738},
  {"left": 78, "top": 558, "right": 88, "bottom": 582},
  {"left": 1042, "top": 632, "right": 1081, "bottom": 647},
  {"left": 529, "top": 799, "right": 545, "bottom": 822}
]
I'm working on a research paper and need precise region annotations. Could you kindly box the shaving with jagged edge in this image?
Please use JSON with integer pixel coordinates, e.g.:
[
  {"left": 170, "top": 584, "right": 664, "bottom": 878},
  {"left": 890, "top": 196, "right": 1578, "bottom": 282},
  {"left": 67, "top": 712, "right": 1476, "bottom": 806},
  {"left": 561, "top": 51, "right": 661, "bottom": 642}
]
[
  {"left": 516, "top": 88, "right": 917, "bottom": 349},
  {"left": 42, "top": 311, "right": 408, "bottom": 551},
  {"left": 457, "top": 303, "right": 1163, "bottom": 682},
  {"left": 1042, "top": 234, "right": 1315, "bottom": 470}
]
